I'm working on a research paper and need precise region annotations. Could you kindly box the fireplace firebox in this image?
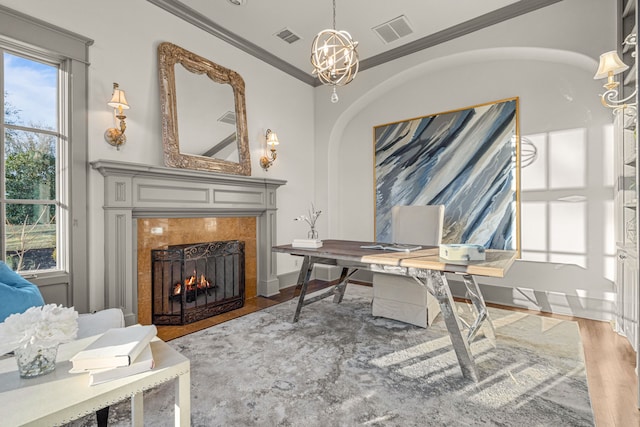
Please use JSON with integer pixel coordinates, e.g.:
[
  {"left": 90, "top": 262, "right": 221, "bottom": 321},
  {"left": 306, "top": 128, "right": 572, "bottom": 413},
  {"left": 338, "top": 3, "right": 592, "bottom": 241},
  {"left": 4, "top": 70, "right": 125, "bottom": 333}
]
[{"left": 151, "top": 240, "right": 245, "bottom": 325}]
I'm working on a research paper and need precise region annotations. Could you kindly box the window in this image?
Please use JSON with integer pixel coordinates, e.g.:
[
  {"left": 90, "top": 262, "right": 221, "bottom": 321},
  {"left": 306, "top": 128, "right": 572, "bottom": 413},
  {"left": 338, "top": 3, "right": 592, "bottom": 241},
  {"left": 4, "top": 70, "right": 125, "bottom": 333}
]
[
  {"left": 0, "top": 5, "right": 92, "bottom": 311},
  {"left": 1, "top": 51, "right": 64, "bottom": 272}
]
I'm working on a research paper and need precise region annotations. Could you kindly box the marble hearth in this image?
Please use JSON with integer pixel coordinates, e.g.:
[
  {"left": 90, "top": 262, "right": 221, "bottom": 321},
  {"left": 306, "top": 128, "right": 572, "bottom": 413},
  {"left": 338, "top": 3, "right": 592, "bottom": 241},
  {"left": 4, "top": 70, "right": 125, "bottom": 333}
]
[{"left": 92, "top": 160, "right": 286, "bottom": 325}]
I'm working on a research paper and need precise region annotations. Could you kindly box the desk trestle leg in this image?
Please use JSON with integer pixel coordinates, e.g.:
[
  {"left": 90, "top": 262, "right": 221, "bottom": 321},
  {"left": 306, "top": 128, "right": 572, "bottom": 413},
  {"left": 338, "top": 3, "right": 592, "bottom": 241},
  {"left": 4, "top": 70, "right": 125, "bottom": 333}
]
[
  {"left": 332, "top": 267, "right": 351, "bottom": 303},
  {"left": 424, "top": 271, "right": 479, "bottom": 382},
  {"left": 293, "top": 256, "right": 316, "bottom": 322},
  {"left": 292, "top": 256, "right": 356, "bottom": 323},
  {"left": 462, "top": 274, "right": 496, "bottom": 344}
]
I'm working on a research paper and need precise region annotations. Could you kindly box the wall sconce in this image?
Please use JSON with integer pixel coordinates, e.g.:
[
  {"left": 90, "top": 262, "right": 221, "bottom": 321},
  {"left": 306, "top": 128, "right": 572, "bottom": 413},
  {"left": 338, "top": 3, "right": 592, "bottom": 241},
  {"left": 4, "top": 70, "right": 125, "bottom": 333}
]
[
  {"left": 260, "top": 129, "right": 280, "bottom": 170},
  {"left": 594, "top": 35, "right": 637, "bottom": 114},
  {"left": 104, "top": 82, "right": 130, "bottom": 150}
]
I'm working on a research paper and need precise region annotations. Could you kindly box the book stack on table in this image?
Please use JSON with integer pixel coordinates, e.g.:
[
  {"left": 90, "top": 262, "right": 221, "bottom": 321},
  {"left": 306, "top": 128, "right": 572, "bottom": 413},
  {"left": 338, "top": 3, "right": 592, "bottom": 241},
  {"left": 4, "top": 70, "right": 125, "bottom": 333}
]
[
  {"left": 69, "top": 324, "right": 157, "bottom": 386},
  {"left": 292, "top": 239, "right": 323, "bottom": 248}
]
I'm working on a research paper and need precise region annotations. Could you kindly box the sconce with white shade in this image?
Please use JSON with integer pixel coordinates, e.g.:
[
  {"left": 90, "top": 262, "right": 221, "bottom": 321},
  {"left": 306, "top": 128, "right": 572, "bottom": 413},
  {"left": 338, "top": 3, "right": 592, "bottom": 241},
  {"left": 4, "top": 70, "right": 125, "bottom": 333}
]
[
  {"left": 104, "top": 82, "right": 130, "bottom": 150},
  {"left": 594, "top": 34, "right": 637, "bottom": 114},
  {"left": 260, "top": 129, "right": 279, "bottom": 170}
]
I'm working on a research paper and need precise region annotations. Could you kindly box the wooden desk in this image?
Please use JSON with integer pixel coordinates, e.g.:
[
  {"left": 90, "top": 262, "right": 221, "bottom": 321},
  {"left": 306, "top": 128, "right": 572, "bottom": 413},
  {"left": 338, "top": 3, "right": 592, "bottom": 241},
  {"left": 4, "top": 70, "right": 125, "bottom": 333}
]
[
  {"left": 273, "top": 239, "right": 517, "bottom": 381},
  {"left": 0, "top": 336, "right": 190, "bottom": 426}
]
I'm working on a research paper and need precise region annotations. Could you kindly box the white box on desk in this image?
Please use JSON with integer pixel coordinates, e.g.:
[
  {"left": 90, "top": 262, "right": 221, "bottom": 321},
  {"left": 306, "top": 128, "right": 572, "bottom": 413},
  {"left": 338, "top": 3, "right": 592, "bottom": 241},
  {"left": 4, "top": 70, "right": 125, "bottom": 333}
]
[{"left": 439, "top": 244, "right": 486, "bottom": 261}]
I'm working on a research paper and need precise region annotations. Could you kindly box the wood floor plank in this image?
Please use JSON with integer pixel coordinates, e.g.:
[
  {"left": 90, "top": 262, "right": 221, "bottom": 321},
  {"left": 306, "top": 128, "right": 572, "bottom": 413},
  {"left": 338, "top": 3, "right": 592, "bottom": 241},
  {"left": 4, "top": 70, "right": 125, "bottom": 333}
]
[{"left": 577, "top": 318, "right": 639, "bottom": 426}]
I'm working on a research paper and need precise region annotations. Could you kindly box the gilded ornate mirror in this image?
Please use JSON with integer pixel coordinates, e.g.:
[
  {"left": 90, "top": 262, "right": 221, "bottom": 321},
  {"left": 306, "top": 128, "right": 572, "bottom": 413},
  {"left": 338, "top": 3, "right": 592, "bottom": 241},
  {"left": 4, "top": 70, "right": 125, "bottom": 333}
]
[{"left": 158, "top": 42, "right": 251, "bottom": 175}]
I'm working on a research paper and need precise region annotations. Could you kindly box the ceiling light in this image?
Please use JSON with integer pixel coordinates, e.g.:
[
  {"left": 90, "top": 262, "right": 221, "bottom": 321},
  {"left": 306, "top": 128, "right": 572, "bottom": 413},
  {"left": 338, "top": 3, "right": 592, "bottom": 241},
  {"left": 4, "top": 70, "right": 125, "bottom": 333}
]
[
  {"left": 310, "top": 0, "right": 359, "bottom": 103},
  {"left": 227, "top": 0, "right": 246, "bottom": 6}
]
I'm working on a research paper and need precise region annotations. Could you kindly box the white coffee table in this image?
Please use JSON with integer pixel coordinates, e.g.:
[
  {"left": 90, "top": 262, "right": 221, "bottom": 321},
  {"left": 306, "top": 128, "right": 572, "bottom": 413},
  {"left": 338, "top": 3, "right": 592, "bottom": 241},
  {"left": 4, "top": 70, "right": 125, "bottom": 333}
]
[{"left": 0, "top": 335, "right": 190, "bottom": 426}]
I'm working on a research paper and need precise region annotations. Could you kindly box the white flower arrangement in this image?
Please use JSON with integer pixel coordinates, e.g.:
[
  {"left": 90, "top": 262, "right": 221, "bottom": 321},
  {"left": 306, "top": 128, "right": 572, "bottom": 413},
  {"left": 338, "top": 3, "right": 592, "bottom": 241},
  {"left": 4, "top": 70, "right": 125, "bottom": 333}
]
[
  {"left": 294, "top": 203, "right": 321, "bottom": 228},
  {"left": 0, "top": 304, "right": 78, "bottom": 355},
  {"left": 294, "top": 203, "right": 322, "bottom": 239}
]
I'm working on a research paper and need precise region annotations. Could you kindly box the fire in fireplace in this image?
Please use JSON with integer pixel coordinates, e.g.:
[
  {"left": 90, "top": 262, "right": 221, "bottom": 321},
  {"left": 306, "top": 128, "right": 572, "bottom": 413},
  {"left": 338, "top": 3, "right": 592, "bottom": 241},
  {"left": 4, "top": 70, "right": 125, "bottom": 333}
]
[
  {"left": 172, "top": 273, "right": 214, "bottom": 303},
  {"left": 151, "top": 240, "right": 245, "bottom": 325}
]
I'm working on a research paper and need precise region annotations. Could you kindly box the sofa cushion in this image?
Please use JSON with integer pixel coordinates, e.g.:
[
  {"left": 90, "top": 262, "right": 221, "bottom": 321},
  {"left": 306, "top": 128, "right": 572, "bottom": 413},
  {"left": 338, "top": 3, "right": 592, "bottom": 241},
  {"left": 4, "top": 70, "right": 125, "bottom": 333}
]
[{"left": 0, "top": 261, "right": 45, "bottom": 322}]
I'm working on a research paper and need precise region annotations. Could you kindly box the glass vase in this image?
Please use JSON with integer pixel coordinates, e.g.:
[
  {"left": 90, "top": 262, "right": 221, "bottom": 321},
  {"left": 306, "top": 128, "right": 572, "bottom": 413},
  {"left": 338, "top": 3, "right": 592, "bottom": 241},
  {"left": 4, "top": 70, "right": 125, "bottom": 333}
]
[
  {"left": 308, "top": 227, "right": 318, "bottom": 240},
  {"left": 14, "top": 342, "right": 59, "bottom": 378}
]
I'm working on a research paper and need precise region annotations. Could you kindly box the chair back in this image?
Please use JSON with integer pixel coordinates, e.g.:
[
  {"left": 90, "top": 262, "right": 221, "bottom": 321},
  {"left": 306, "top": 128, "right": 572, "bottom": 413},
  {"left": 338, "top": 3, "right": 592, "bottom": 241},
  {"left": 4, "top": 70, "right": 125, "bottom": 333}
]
[{"left": 391, "top": 205, "right": 444, "bottom": 246}]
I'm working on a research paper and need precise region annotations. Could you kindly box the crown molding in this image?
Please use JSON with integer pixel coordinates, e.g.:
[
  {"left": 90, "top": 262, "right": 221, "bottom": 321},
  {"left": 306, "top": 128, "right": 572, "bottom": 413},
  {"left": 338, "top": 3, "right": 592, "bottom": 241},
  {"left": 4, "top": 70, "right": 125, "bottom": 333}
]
[
  {"left": 359, "top": 0, "right": 563, "bottom": 72},
  {"left": 0, "top": 4, "right": 94, "bottom": 64},
  {"left": 147, "top": 0, "right": 316, "bottom": 85},
  {"left": 148, "top": 0, "right": 563, "bottom": 87}
]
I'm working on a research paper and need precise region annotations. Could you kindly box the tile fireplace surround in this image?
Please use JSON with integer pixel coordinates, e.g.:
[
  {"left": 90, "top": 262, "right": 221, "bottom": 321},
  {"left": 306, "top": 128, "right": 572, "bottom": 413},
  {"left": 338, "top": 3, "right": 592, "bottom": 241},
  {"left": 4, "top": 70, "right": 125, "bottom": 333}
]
[{"left": 92, "top": 160, "right": 286, "bottom": 325}]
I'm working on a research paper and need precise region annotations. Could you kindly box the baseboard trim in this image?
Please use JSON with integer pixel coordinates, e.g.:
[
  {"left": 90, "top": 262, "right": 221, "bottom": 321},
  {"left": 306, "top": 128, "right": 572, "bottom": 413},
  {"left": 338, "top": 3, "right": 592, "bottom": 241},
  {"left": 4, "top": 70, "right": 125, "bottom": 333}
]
[
  {"left": 278, "top": 270, "right": 300, "bottom": 290},
  {"left": 448, "top": 279, "right": 614, "bottom": 322},
  {"left": 278, "top": 267, "right": 615, "bottom": 321}
]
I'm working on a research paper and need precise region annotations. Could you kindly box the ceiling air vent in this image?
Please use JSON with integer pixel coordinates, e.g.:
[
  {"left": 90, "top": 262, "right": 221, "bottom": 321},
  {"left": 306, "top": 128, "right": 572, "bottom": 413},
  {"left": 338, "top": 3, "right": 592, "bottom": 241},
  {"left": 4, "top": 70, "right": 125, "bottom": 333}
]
[
  {"left": 275, "top": 28, "right": 301, "bottom": 44},
  {"left": 218, "top": 111, "right": 236, "bottom": 125},
  {"left": 372, "top": 15, "right": 413, "bottom": 44}
]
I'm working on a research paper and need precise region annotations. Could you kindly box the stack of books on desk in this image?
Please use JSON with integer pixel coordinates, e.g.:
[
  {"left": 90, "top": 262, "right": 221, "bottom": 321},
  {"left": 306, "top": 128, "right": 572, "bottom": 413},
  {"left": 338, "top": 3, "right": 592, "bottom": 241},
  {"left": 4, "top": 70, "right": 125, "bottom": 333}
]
[
  {"left": 70, "top": 324, "right": 157, "bottom": 386},
  {"left": 292, "top": 239, "right": 323, "bottom": 248}
]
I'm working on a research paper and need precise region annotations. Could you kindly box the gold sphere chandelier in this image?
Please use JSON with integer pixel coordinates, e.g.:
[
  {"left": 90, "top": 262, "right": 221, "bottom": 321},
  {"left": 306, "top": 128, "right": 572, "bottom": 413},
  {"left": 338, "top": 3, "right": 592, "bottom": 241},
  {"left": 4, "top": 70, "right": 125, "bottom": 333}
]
[{"left": 310, "top": 0, "right": 359, "bottom": 103}]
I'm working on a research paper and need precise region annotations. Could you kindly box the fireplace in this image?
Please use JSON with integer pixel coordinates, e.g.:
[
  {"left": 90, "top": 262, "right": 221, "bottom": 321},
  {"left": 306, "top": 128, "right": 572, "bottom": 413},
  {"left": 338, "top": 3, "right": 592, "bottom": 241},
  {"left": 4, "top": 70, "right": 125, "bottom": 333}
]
[
  {"left": 151, "top": 240, "right": 245, "bottom": 325},
  {"left": 92, "top": 159, "right": 285, "bottom": 325}
]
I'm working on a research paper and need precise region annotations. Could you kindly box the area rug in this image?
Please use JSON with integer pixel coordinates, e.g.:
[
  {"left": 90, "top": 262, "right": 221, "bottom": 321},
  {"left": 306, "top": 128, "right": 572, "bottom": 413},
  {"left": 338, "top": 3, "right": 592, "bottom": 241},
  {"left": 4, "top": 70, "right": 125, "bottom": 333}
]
[{"left": 67, "top": 285, "right": 593, "bottom": 426}]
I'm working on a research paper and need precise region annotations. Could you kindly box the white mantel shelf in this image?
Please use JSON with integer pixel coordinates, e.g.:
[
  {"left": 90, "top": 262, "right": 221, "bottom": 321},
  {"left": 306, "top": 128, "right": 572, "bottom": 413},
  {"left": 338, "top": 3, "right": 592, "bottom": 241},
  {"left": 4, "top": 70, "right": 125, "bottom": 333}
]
[{"left": 91, "top": 159, "right": 286, "bottom": 325}]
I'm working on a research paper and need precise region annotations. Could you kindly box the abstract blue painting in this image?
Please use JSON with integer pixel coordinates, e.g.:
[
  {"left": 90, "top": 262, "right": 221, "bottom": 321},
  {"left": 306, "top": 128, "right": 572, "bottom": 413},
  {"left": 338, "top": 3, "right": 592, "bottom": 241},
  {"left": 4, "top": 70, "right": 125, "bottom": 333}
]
[{"left": 374, "top": 98, "right": 519, "bottom": 251}]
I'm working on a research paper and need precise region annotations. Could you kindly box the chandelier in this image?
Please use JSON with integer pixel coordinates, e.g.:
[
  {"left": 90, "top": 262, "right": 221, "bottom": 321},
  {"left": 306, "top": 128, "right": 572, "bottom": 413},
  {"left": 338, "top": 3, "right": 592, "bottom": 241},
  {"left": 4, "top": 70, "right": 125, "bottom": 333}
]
[{"left": 310, "top": 0, "right": 359, "bottom": 103}]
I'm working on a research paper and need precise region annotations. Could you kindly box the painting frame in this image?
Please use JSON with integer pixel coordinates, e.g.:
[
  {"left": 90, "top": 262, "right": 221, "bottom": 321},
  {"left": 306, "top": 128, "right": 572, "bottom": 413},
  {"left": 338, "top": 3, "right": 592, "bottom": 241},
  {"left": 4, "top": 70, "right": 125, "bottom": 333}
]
[{"left": 373, "top": 97, "right": 520, "bottom": 253}]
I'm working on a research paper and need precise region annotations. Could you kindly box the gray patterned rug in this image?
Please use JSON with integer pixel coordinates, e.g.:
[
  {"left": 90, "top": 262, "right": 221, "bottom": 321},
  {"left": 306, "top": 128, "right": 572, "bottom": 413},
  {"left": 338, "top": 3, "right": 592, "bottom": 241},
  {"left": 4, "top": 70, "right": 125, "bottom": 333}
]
[{"left": 68, "top": 284, "right": 593, "bottom": 426}]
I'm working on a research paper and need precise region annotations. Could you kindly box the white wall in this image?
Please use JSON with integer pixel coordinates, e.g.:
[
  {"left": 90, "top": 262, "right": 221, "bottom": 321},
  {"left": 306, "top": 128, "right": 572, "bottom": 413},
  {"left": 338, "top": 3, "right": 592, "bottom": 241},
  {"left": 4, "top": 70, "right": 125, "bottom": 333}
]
[
  {"left": 0, "top": 0, "right": 314, "bottom": 311},
  {"left": 0, "top": 0, "right": 621, "bottom": 319},
  {"left": 312, "top": 0, "right": 618, "bottom": 320}
]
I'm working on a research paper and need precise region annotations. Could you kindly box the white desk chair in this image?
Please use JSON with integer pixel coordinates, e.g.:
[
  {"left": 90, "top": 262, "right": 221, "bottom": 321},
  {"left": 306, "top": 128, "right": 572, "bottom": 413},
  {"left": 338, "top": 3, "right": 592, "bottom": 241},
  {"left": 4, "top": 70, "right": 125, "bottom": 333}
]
[{"left": 372, "top": 205, "right": 444, "bottom": 327}]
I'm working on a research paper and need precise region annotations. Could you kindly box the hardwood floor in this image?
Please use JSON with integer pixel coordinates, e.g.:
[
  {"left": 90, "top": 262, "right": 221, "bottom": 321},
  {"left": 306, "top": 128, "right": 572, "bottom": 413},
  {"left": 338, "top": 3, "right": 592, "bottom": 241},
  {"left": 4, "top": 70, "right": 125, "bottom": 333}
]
[
  {"left": 578, "top": 317, "right": 639, "bottom": 426},
  {"left": 482, "top": 300, "right": 640, "bottom": 426},
  {"left": 157, "top": 281, "right": 639, "bottom": 426},
  {"left": 155, "top": 280, "right": 330, "bottom": 341}
]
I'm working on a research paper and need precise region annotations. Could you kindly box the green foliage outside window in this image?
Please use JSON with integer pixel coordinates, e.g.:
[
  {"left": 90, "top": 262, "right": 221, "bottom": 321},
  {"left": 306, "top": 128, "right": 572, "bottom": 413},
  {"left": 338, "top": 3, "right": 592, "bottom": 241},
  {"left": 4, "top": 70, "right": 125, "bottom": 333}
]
[
  {"left": 5, "top": 143, "right": 56, "bottom": 223},
  {"left": 3, "top": 97, "right": 57, "bottom": 271}
]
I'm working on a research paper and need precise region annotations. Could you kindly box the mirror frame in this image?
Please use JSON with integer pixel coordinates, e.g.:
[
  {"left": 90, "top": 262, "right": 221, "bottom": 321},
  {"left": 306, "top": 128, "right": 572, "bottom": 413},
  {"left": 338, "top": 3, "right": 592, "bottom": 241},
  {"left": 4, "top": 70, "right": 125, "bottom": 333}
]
[{"left": 158, "top": 42, "right": 251, "bottom": 175}]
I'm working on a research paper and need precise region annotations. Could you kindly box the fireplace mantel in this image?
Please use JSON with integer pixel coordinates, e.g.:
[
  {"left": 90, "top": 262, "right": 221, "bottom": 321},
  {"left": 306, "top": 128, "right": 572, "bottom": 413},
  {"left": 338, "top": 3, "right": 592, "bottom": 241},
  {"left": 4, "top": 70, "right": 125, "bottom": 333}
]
[{"left": 91, "top": 160, "right": 286, "bottom": 324}]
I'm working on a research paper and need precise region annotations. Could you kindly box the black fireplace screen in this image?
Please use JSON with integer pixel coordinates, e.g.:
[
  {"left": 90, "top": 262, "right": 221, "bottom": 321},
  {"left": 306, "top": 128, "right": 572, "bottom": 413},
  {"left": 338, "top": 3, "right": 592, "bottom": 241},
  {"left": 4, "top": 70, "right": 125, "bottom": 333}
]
[{"left": 151, "top": 240, "right": 245, "bottom": 325}]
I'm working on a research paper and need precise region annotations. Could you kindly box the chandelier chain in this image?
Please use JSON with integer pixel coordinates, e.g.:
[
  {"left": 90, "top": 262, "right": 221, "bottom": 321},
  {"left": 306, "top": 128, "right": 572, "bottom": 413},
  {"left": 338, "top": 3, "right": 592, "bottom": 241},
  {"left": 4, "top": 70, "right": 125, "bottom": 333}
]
[{"left": 332, "top": 0, "right": 336, "bottom": 29}]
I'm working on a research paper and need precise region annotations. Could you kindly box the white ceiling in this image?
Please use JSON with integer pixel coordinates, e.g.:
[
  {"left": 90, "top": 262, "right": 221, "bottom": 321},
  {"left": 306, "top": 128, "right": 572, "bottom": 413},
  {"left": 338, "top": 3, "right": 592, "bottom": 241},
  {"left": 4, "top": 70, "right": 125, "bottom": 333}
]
[{"left": 150, "top": 0, "right": 563, "bottom": 85}]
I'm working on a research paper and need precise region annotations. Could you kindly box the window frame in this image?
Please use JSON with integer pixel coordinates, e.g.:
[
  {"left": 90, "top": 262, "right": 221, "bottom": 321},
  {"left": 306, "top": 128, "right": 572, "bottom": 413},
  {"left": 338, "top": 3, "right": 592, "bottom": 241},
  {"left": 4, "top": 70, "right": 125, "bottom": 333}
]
[
  {"left": 0, "top": 4, "right": 92, "bottom": 312},
  {"left": 1, "top": 49, "right": 66, "bottom": 274}
]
